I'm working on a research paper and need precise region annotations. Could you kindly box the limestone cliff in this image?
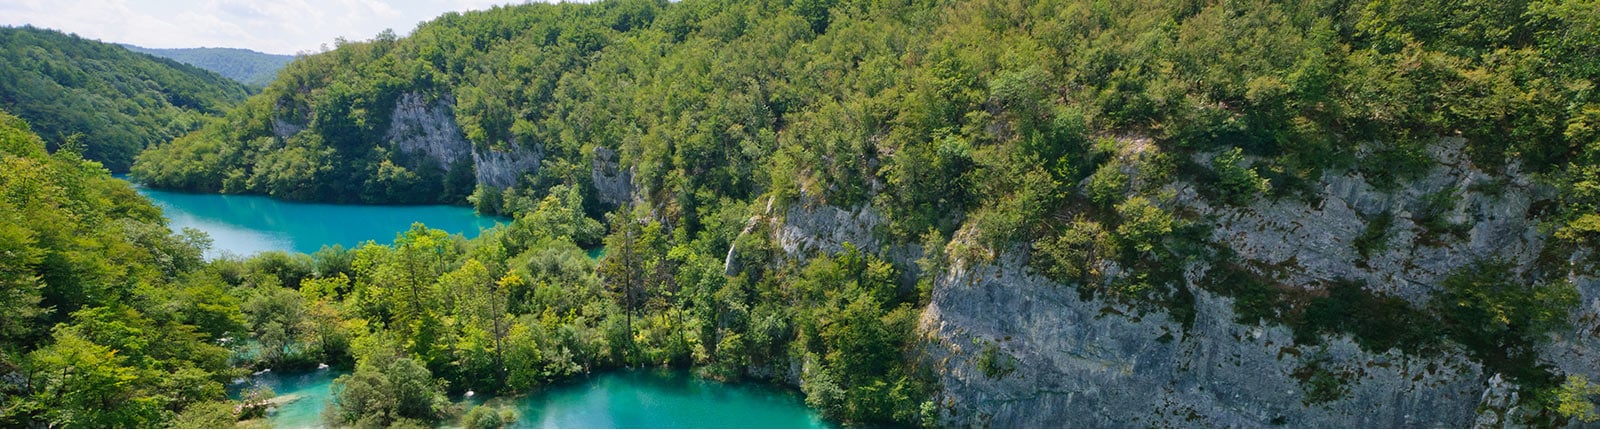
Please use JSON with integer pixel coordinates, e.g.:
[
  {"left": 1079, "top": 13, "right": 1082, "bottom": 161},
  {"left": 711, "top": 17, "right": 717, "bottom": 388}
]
[
  {"left": 757, "top": 137, "right": 1597, "bottom": 427},
  {"left": 591, "top": 146, "right": 634, "bottom": 207},
  {"left": 921, "top": 254, "right": 1482, "bottom": 427},
  {"left": 379, "top": 91, "right": 616, "bottom": 191}
]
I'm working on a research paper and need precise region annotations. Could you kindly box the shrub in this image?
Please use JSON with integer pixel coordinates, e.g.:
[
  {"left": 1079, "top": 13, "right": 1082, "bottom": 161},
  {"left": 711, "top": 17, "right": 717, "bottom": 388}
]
[
  {"left": 461, "top": 404, "right": 517, "bottom": 429},
  {"left": 1211, "top": 147, "right": 1271, "bottom": 205},
  {"left": 1031, "top": 218, "right": 1117, "bottom": 284},
  {"left": 1114, "top": 196, "right": 1175, "bottom": 254}
]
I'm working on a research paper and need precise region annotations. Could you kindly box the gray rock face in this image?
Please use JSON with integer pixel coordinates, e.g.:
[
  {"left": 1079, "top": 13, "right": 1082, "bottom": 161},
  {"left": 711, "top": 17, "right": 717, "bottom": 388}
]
[
  {"left": 1190, "top": 137, "right": 1547, "bottom": 305},
  {"left": 317, "top": 91, "right": 556, "bottom": 189},
  {"left": 920, "top": 254, "right": 1484, "bottom": 428},
  {"left": 472, "top": 144, "right": 541, "bottom": 188},
  {"left": 1541, "top": 275, "right": 1600, "bottom": 408},
  {"left": 591, "top": 146, "right": 634, "bottom": 207},
  {"left": 271, "top": 118, "right": 303, "bottom": 140},
  {"left": 387, "top": 92, "right": 470, "bottom": 171},
  {"left": 773, "top": 201, "right": 884, "bottom": 258},
  {"left": 759, "top": 136, "right": 1586, "bottom": 427},
  {"left": 379, "top": 91, "right": 543, "bottom": 189}
]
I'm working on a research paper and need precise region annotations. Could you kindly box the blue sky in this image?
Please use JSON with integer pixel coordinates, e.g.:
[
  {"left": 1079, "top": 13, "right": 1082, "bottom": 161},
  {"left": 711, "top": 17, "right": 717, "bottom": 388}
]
[{"left": 0, "top": 0, "right": 583, "bottom": 55}]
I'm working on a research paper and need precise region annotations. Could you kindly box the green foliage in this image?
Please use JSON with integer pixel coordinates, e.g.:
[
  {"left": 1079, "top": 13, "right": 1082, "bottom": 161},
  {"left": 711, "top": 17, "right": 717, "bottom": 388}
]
[
  {"left": 786, "top": 246, "right": 932, "bottom": 426},
  {"left": 1114, "top": 196, "right": 1174, "bottom": 255},
  {"left": 1558, "top": 374, "right": 1600, "bottom": 424},
  {"left": 1353, "top": 212, "right": 1395, "bottom": 260},
  {"left": 460, "top": 403, "right": 517, "bottom": 429},
  {"left": 170, "top": 400, "right": 240, "bottom": 429},
  {"left": 24, "top": 329, "right": 158, "bottom": 427},
  {"left": 509, "top": 185, "right": 604, "bottom": 247},
  {"left": 243, "top": 286, "right": 310, "bottom": 367},
  {"left": 1430, "top": 261, "right": 1577, "bottom": 386},
  {"left": 1298, "top": 280, "right": 1442, "bottom": 354},
  {"left": 1085, "top": 161, "right": 1132, "bottom": 208},
  {"left": 0, "top": 26, "right": 248, "bottom": 171},
  {"left": 1292, "top": 355, "right": 1350, "bottom": 405},
  {"left": 18, "top": 0, "right": 1600, "bottom": 425},
  {"left": 0, "top": 110, "right": 265, "bottom": 427},
  {"left": 1209, "top": 147, "right": 1271, "bottom": 205},
  {"left": 974, "top": 339, "right": 1016, "bottom": 379},
  {"left": 1412, "top": 187, "right": 1469, "bottom": 244},
  {"left": 1031, "top": 217, "right": 1117, "bottom": 285},
  {"left": 327, "top": 352, "right": 453, "bottom": 428}
]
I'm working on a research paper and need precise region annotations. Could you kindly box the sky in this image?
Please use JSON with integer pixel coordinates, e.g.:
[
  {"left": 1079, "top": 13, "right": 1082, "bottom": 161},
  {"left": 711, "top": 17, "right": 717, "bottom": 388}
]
[{"left": 0, "top": 0, "right": 579, "bottom": 55}]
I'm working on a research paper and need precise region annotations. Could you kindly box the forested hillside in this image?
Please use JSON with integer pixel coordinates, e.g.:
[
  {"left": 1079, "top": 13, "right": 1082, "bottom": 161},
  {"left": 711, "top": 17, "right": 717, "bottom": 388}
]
[
  {"left": 0, "top": 109, "right": 236, "bottom": 427},
  {"left": 0, "top": 26, "right": 250, "bottom": 171},
  {"left": 123, "top": 45, "right": 294, "bottom": 88},
  {"left": 0, "top": 105, "right": 928, "bottom": 427},
  {"left": 131, "top": 0, "right": 1599, "bottom": 242},
  {"left": 96, "top": 0, "right": 1600, "bottom": 426}
]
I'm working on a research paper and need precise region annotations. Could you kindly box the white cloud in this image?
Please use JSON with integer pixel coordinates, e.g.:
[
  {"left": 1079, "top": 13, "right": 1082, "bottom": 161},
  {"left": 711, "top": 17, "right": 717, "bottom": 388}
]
[{"left": 0, "top": 0, "right": 556, "bottom": 55}]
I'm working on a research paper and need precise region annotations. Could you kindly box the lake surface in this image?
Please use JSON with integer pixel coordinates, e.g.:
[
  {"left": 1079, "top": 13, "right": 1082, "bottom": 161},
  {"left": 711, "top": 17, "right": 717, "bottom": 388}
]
[
  {"left": 516, "top": 370, "right": 829, "bottom": 428},
  {"left": 125, "top": 180, "right": 503, "bottom": 257},
  {"left": 229, "top": 368, "right": 346, "bottom": 429},
  {"left": 232, "top": 369, "right": 828, "bottom": 429}
]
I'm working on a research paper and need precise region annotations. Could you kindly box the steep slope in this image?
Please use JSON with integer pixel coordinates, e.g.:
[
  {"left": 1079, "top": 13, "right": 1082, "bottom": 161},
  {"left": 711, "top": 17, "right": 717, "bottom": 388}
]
[
  {"left": 0, "top": 25, "right": 250, "bottom": 171},
  {"left": 130, "top": 0, "right": 1600, "bottom": 426},
  {"left": 122, "top": 45, "right": 294, "bottom": 88},
  {"left": 0, "top": 109, "right": 237, "bottom": 428}
]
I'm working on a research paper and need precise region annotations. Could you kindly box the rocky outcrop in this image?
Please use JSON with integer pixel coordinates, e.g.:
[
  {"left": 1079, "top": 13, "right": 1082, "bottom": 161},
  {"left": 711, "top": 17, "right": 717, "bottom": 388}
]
[
  {"left": 472, "top": 144, "right": 541, "bottom": 188},
  {"left": 773, "top": 201, "right": 884, "bottom": 258},
  {"left": 877, "top": 137, "right": 1573, "bottom": 427},
  {"left": 920, "top": 253, "right": 1484, "bottom": 428},
  {"left": 760, "top": 197, "right": 927, "bottom": 285},
  {"left": 1541, "top": 275, "right": 1600, "bottom": 408},
  {"left": 591, "top": 146, "right": 633, "bottom": 207},
  {"left": 746, "top": 135, "right": 1595, "bottom": 427},
  {"left": 387, "top": 92, "right": 470, "bottom": 171},
  {"left": 377, "top": 91, "right": 543, "bottom": 188},
  {"left": 1187, "top": 137, "right": 1549, "bottom": 305},
  {"left": 271, "top": 118, "right": 303, "bottom": 140}
]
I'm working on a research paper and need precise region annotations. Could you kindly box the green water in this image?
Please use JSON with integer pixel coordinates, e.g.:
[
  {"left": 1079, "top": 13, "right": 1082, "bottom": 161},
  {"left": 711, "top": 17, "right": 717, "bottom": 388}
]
[
  {"left": 515, "top": 370, "right": 830, "bottom": 429},
  {"left": 125, "top": 180, "right": 503, "bottom": 257},
  {"left": 233, "top": 369, "right": 828, "bottom": 429}
]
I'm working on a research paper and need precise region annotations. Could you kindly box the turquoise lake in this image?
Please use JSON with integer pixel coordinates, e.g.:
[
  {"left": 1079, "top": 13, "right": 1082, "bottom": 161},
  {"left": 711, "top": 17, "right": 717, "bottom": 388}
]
[
  {"left": 125, "top": 180, "right": 503, "bottom": 257},
  {"left": 233, "top": 369, "right": 829, "bottom": 429},
  {"left": 133, "top": 181, "right": 828, "bottom": 428},
  {"left": 228, "top": 369, "right": 347, "bottom": 429},
  {"left": 515, "top": 370, "right": 830, "bottom": 428}
]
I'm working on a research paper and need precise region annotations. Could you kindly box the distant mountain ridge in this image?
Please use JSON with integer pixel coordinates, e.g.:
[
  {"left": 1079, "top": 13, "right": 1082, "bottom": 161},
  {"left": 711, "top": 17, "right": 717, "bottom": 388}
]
[
  {"left": 122, "top": 45, "right": 294, "bottom": 87},
  {"left": 0, "top": 25, "right": 249, "bottom": 171}
]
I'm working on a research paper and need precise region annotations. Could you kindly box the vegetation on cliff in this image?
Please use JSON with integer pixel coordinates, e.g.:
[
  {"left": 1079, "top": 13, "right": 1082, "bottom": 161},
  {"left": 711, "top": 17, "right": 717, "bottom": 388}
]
[{"left": 10, "top": 0, "right": 1600, "bottom": 426}]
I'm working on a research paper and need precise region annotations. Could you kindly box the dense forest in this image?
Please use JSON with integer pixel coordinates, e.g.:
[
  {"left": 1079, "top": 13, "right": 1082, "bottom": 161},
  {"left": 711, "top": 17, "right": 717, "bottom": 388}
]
[
  {"left": 0, "top": 26, "right": 250, "bottom": 172},
  {"left": 0, "top": 107, "right": 926, "bottom": 427},
  {"left": 123, "top": 45, "right": 295, "bottom": 88},
  {"left": 128, "top": 0, "right": 1600, "bottom": 253},
  {"left": 6, "top": 0, "right": 1600, "bottom": 427}
]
